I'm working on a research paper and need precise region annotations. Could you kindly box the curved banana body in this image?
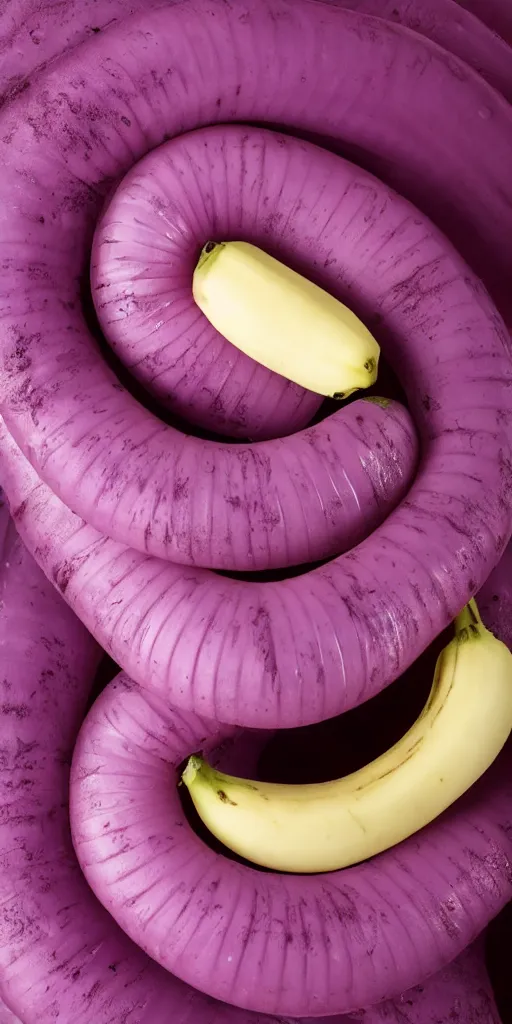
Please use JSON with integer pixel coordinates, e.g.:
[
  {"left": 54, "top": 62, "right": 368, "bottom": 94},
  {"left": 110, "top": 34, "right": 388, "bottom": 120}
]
[
  {"left": 182, "top": 602, "right": 512, "bottom": 873},
  {"left": 192, "top": 240, "right": 380, "bottom": 398}
]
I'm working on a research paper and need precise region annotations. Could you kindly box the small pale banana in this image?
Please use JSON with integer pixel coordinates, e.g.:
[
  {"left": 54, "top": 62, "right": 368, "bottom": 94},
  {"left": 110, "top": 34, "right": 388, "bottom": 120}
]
[
  {"left": 192, "top": 240, "right": 380, "bottom": 398},
  {"left": 182, "top": 601, "right": 512, "bottom": 874}
]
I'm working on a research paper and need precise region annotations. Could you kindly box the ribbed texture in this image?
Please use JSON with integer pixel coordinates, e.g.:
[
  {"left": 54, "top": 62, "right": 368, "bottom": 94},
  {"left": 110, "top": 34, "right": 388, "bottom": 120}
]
[
  {"left": 0, "top": 409, "right": 508, "bottom": 728},
  {"left": 0, "top": 2, "right": 511, "bottom": 559},
  {"left": 314, "top": 937, "right": 501, "bottom": 1022},
  {"left": 1, "top": 123, "right": 425, "bottom": 570},
  {"left": 1, "top": 0, "right": 511, "bottom": 101},
  {"left": 326, "top": 0, "right": 512, "bottom": 102},
  {"left": 91, "top": 130, "right": 322, "bottom": 440},
  {"left": 70, "top": 674, "right": 512, "bottom": 1017},
  {"left": 0, "top": 495, "right": 282, "bottom": 1024},
  {"left": 0, "top": 1, "right": 510, "bottom": 730}
]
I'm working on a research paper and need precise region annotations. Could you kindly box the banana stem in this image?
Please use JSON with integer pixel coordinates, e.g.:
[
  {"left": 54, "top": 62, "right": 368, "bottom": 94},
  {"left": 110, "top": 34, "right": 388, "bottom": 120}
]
[
  {"left": 182, "top": 754, "right": 205, "bottom": 787},
  {"left": 455, "top": 598, "right": 483, "bottom": 635}
]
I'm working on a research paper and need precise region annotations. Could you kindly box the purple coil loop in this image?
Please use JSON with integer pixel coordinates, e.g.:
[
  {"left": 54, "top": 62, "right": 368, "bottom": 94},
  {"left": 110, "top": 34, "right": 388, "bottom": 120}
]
[{"left": 0, "top": 0, "right": 511, "bottom": 1020}]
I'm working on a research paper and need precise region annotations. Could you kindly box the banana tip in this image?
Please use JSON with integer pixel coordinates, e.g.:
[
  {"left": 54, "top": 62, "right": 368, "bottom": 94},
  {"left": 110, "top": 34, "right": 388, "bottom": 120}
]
[
  {"left": 195, "top": 240, "right": 225, "bottom": 275},
  {"left": 454, "top": 599, "right": 483, "bottom": 637}
]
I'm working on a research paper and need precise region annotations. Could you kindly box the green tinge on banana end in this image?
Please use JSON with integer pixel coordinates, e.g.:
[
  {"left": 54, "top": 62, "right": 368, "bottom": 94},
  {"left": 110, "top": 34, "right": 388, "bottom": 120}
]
[
  {"left": 182, "top": 754, "right": 228, "bottom": 790},
  {"left": 182, "top": 754, "right": 208, "bottom": 788},
  {"left": 182, "top": 757, "right": 264, "bottom": 802},
  {"left": 454, "top": 599, "right": 484, "bottom": 640}
]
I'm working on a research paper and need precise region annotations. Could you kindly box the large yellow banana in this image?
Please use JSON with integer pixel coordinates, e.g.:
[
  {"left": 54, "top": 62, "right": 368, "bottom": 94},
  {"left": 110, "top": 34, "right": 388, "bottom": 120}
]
[
  {"left": 182, "top": 601, "right": 512, "bottom": 873},
  {"left": 192, "top": 240, "right": 380, "bottom": 398}
]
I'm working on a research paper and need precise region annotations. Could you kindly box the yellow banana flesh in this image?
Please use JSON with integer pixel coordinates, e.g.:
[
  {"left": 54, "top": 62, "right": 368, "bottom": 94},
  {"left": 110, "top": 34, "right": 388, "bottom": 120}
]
[
  {"left": 192, "top": 240, "right": 380, "bottom": 398},
  {"left": 182, "top": 601, "right": 512, "bottom": 873}
]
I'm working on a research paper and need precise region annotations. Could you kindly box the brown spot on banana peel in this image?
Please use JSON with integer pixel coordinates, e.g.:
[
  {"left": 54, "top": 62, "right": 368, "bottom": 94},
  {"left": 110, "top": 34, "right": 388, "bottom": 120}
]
[
  {"left": 347, "top": 808, "right": 367, "bottom": 833},
  {"left": 217, "top": 789, "right": 237, "bottom": 806},
  {"left": 354, "top": 736, "right": 423, "bottom": 791},
  {"left": 422, "top": 644, "right": 457, "bottom": 720},
  {"left": 458, "top": 624, "right": 480, "bottom": 641},
  {"left": 424, "top": 636, "right": 469, "bottom": 728}
]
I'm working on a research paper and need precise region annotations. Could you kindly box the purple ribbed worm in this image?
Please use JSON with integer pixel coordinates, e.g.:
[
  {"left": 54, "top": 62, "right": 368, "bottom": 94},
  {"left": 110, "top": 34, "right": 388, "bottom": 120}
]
[
  {"left": 1, "top": 0, "right": 512, "bottom": 731},
  {"left": 2, "top": 484, "right": 508, "bottom": 1020},
  {"left": 1, "top": 479, "right": 503, "bottom": 1024},
  {"left": 0, "top": 2, "right": 511, "bottom": 1022},
  {"left": 0, "top": 487, "right": 287, "bottom": 1024},
  {"left": 1, "top": 0, "right": 511, "bottom": 121},
  {"left": 0, "top": 937, "right": 502, "bottom": 1022},
  {"left": 90, "top": 132, "right": 323, "bottom": 443}
]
